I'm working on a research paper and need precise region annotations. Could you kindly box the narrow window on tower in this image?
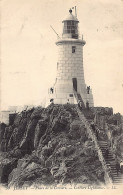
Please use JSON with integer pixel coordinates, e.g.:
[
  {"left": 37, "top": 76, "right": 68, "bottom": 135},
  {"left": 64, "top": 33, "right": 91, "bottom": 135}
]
[{"left": 72, "top": 46, "right": 76, "bottom": 53}]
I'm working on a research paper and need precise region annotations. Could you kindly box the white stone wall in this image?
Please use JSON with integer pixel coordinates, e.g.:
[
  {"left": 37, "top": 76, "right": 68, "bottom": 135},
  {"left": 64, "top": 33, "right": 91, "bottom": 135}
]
[
  {"left": 54, "top": 41, "right": 86, "bottom": 104},
  {"left": 46, "top": 39, "right": 94, "bottom": 107},
  {"left": 56, "top": 42, "right": 85, "bottom": 92},
  {"left": 56, "top": 43, "right": 86, "bottom": 91},
  {"left": 0, "top": 111, "right": 10, "bottom": 124}
]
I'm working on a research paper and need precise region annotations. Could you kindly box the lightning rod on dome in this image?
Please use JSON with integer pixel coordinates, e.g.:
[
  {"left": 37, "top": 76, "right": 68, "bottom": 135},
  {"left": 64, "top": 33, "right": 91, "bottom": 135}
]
[{"left": 72, "top": 6, "right": 77, "bottom": 17}]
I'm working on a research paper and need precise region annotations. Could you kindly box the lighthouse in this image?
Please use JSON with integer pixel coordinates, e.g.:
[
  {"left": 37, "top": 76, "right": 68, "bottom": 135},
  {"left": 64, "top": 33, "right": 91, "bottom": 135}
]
[{"left": 47, "top": 8, "right": 94, "bottom": 107}]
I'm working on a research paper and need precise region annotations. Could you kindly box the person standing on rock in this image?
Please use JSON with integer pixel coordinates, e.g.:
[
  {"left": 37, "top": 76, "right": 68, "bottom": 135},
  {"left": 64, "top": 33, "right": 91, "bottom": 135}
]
[
  {"left": 86, "top": 101, "right": 89, "bottom": 110},
  {"left": 120, "top": 161, "right": 123, "bottom": 174},
  {"left": 78, "top": 100, "right": 80, "bottom": 108},
  {"left": 50, "top": 98, "right": 54, "bottom": 104},
  {"left": 87, "top": 86, "right": 90, "bottom": 94},
  {"left": 67, "top": 99, "right": 70, "bottom": 104},
  {"left": 50, "top": 87, "right": 54, "bottom": 94}
]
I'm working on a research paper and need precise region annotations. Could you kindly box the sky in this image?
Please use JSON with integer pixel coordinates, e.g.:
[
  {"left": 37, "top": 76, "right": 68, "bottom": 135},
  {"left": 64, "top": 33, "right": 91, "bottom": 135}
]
[{"left": 1, "top": 0, "right": 123, "bottom": 114}]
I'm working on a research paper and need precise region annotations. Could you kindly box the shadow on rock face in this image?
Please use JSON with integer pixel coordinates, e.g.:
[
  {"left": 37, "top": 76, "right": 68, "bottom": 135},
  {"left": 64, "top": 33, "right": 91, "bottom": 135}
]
[{"left": 0, "top": 158, "right": 18, "bottom": 184}]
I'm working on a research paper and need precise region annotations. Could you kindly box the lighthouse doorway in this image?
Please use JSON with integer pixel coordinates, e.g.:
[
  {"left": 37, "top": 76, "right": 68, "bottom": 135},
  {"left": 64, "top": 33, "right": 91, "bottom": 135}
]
[{"left": 72, "top": 78, "right": 77, "bottom": 92}]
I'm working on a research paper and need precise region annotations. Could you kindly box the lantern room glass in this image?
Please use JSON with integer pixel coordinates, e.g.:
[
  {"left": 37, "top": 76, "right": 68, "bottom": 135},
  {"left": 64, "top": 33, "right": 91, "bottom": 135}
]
[{"left": 63, "top": 21, "right": 79, "bottom": 39}]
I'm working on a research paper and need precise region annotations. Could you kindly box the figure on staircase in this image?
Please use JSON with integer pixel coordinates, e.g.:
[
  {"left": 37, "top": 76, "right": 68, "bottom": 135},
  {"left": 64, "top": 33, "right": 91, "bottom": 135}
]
[
  {"left": 116, "top": 161, "right": 120, "bottom": 176},
  {"left": 78, "top": 100, "right": 83, "bottom": 110},
  {"left": 105, "top": 148, "right": 109, "bottom": 159},
  {"left": 86, "top": 101, "right": 89, "bottom": 110},
  {"left": 90, "top": 121, "right": 96, "bottom": 131},
  {"left": 90, "top": 121, "right": 100, "bottom": 140}
]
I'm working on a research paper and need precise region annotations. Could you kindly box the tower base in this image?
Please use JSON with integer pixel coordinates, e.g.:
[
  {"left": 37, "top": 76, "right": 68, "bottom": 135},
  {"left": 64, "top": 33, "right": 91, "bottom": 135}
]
[{"left": 46, "top": 86, "right": 94, "bottom": 108}]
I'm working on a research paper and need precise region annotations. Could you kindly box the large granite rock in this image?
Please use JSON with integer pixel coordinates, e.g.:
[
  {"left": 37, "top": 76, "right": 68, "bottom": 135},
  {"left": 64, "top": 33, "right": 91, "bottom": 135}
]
[
  {"left": 0, "top": 104, "right": 122, "bottom": 187},
  {"left": 0, "top": 158, "right": 18, "bottom": 183},
  {"left": 8, "top": 155, "right": 54, "bottom": 187}
]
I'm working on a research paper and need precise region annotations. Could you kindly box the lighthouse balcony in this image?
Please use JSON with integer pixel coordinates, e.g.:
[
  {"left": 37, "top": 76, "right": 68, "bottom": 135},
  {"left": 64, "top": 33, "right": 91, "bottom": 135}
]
[{"left": 56, "top": 38, "right": 86, "bottom": 46}]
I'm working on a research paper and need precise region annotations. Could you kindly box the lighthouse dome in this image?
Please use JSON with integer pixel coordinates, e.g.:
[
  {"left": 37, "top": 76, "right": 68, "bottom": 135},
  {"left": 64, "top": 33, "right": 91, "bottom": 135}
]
[
  {"left": 62, "top": 13, "right": 79, "bottom": 22},
  {"left": 62, "top": 9, "right": 79, "bottom": 22}
]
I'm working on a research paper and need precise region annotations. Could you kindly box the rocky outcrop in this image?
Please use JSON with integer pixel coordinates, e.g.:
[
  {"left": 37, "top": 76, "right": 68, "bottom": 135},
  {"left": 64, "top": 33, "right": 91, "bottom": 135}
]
[
  {"left": 0, "top": 157, "right": 18, "bottom": 183},
  {"left": 0, "top": 104, "right": 122, "bottom": 187}
]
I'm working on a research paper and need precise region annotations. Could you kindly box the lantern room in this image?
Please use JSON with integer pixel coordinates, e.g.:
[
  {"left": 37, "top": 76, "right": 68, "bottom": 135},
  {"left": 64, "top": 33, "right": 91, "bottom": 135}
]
[{"left": 62, "top": 9, "right": 79, "bottom": 39}]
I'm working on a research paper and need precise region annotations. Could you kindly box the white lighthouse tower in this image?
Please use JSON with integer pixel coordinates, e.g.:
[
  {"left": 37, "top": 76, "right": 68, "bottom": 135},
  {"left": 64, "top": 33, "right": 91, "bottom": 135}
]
[{"left": 47, "top": 8, "right": 94, "bottom": 107}]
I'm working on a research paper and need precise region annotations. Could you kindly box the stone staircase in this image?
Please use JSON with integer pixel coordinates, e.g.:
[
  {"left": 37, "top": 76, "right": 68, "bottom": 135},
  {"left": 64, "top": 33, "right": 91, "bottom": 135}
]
[
  {"left": 99, "top": 141, "right": 123, "bottom": 185},
  {"left": 73, "top": 90, "right": 85, "bottom": 109},
  {"left": 75, "top": 104, "right": 112, "bottom": 185},
  {"left": 76, "top": 93, "right": 85, "bottom": 108},
  {"left": 77, "top": 106, "right": 123, "bottom": 185},
  {"left": 77, "top": 103, "right": 123, "bottom": 185},
  {"left": 73, "top": 92, "right": 123, "bottom": 186},
  {"left": 71, "top": 90, "right": 123, "bottom": 185}
]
